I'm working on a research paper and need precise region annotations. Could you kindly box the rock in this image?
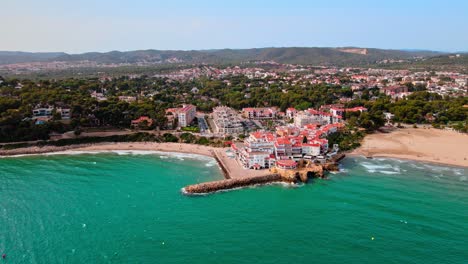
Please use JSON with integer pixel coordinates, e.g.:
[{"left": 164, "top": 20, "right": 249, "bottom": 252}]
[
  {"left": 323, "top": 163, "right": 339, "bottom": 172},
  {"left": 183, "top": 174, "right": 283, "bottom": 194}
]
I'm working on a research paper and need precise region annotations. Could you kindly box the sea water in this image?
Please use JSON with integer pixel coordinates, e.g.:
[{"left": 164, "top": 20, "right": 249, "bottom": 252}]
[{"left": 0, "top": 153, "right": 467, "bottom": 264}]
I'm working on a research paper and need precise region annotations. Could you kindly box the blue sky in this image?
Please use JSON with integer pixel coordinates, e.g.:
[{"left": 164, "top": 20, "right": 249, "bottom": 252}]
[{"left": 2, "top": 0, "right": 467, "bottom": 53}]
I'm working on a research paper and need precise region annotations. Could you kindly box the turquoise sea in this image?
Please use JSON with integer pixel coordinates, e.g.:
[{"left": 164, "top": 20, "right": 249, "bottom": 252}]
[{"left": 0, "top": 151, "right": 467, "bottom": 264}]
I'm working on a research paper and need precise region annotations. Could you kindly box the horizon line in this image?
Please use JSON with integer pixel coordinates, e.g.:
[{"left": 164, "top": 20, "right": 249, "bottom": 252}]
[{"left": 0, "top": 46, "right": 463, "bottom": 55}]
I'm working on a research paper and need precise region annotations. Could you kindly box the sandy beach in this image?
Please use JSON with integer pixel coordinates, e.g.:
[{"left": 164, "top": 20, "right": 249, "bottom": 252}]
[
  {"left": 351, "top": 128, "right": 468, "bottom": 167},
  {"left": 73, "top": 142, "right": 214, "bottom": 157},
  {"left": 75, "top": 143, "right": 272, "bottom": 178},
  {"left": 0, "top": 142, "right": 272, "bottom": 178}
]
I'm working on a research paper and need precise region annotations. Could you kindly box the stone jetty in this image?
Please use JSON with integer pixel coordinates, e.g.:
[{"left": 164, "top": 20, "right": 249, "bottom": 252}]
[
  {"left": 183, "top": 153, "right": 345, "bottom": 195},
  {"left": 183, "top": 174, "right": 284, "bottom": 194}
]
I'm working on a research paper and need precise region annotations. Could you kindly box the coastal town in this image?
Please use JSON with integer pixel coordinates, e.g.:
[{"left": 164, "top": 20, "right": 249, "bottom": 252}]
[
  {"left": 0, "top": 50, "right": 467, "bottom": 194},
  {"left": 4, "top": 61, "right": 467, "bottom": 129},
  {"left": 151, "top": 64, "right": 468, "bottom": 98},
  {"left": 3, "top": 1, "right": 468, "bottom": 263},
  {"left": 1, "top": 59, "right": 467, "bottom": 184}
]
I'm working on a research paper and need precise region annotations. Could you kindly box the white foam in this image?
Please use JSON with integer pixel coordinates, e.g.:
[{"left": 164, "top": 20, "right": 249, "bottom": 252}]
[
  {"left": 3, "top": 149, "right": 215, "bottom": 163},
  {"left": 360, "top": 160, "right": 402, "bottom": 175},
  {"left": 375, "top": 157, "right": 406, "bottom": 163},
  {"left": 379, "top": 170, "right": 400, "bottom": 175},
  {"left": 360, "top": 162, "right": 395, "bottom": 171},
  {"left": 409, "top": 164, "right": 425, "bottom": 170},
  {"left": 0, "top": 153, "right": 39, "bottom": 158},
  {"left": 420, "top": 164, "right": 466, "bottom": 176},
  {"left": 205, "top": 160, "right": 217, "bottom": 167}
]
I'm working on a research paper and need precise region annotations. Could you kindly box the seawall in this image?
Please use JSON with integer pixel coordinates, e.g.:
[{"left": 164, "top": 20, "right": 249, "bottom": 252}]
[
  {"left": 210, "top": 150, "right": 231, "bottom": 179},
  {"left": 183, "top": 174, "right": 283, "bottom": 194}
]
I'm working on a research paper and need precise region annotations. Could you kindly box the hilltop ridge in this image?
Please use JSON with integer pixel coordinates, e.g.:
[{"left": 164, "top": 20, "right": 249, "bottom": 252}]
[{"left": 0, "top": 47, "right": 445, "bottom": 66}]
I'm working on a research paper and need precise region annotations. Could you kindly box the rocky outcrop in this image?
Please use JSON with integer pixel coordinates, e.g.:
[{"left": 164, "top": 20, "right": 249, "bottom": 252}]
[
  {"left": 183, "top": 174, "right": 282, "bottom": 194},
  {"left": 183, "top": 154, "right": 346, "bottom": 195},
  {"left": 270, "top": 164, "right": 324, "bottom": 183},
  {"left": 331, "top": 153, "right": 346, "bottom": 162},
  {"left": 323, "top": 162, "right": 339, "bottom": 172}
]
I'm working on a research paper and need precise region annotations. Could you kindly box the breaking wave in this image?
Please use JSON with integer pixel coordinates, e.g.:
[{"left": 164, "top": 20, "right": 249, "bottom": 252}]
[
  {"left": 1, "top": 149, "right": 214, "bottom": 162},
  {"left": 360, "top": 161, "right": 401, "bottom": 174}
]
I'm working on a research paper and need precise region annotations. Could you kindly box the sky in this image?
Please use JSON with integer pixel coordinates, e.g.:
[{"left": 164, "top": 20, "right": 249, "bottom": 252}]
[{"left": 1, "top": 0, "right": 467, "bottom": 53}]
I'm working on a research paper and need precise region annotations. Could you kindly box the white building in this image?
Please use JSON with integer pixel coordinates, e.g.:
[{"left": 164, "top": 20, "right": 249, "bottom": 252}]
[
  {"left": 294, "top": 110, "right": 332, "bottom": 127},
  {"left": 301, "top": 143, "right": 321, "bottom": 156},
  {"left": 177, "top": 104, "right": 196, "bottom": 127},
  {"left": 118, "top": 96, "right": 137, "bottom": 103},
  {"left": 32, "top": 107, "right": 54, "bottom": 117},
  {"left": 166, "top": 104, "right": 197, "bottom": 127},
  {"left": 212, "top": 106, "right": 244, "bottom": 135},
  {"left": 286, "top": 108, "right": 297, "bottom": 119},
  {"left": 237, "top": 150, "right": 273, "bottom": 169},
  {"left": 32, "top": 107, "right": 71, "bottom": 120},
  {"left": 242, "top": 107, "right": 277, "bottom": 119},
  {"left": 58, "top": 108, "right": 71, "bottom": 119}
]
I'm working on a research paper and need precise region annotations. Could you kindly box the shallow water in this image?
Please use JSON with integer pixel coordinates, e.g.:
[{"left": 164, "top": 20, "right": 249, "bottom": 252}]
[{"left": 0, "top": 153, "right": 467, "bottom": 264}]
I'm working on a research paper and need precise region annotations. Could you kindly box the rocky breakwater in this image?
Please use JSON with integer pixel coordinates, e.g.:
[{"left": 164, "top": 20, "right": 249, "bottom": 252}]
[
  {"left": 183, "top": 154, "right": 346, "bottom": 195},
  {"left": 323, "top": 153, "right": 346, "bottom": 172},
  {"left": 183, "top": 174, "right": 283, "bottom": 195}
]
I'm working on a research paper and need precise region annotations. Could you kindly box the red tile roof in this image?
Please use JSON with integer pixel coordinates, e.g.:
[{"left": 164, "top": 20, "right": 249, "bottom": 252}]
[
  {"left": 277, "top": 160, "right": 297, "bottom": 167},
  {"left": 276, "top": 137, "right": 291, "bottom": 145}
]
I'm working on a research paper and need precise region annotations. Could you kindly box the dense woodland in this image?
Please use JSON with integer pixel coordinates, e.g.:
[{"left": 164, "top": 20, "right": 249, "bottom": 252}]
[{"left": 0, "top": 74, "right": 466, "bottom": 143}]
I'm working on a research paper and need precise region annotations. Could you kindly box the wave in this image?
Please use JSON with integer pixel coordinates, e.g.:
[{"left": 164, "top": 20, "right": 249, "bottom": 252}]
[
  {"left": 355, "top": 157, "right": 467, "bottom": 178},
  {"left": 379, "top": 170, "right": 400, "bottom": 175},
  {"left": 360, "top": 161, "right": 400, "bottom": 173},
  {"left": 422, "top": 164, "right": 465, "bottom": 175},
  {"left": 358, "top": 160, "right": 404, "bottom": 175},
  {"left": 2, "top": 149, "right": 214, "bottom": 162},
  {"left": 409, "top": 163, "right": 426, "bottom": 170},
  {"left": 374, "top": 157, "right": 406, "bottom": 163},
  {"left": 205, "top": 160, "right": 218, "bottom": 167},
  {"left": 360, "top": 162, "right": 395, "bottom": 171}
]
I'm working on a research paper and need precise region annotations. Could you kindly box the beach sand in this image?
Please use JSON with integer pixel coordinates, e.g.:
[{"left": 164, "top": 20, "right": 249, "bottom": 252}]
[
  {"left": 0, "top": 142, "right": 272, "bottom": 178},
  {"left": 73, "top": 142, "right": 214, "bottom": 157},
  {"left": 75, "top": 143, "right": 272, "bottom": 178},
  {"left": 351, "top": 128, "right": 468, "bottom": 168}
]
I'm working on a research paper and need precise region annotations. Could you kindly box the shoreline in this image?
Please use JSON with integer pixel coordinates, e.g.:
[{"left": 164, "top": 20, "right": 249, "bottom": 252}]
[
  {"left": 0, "top": 142, "right": 273, "bottom": 179},
  {"left": 73, "top": 142, "right": 215, "bottom": 158},
  {"left": 350, "top": 128, "right": 468, "bottom": 168},
  {"left": 0, "top": 142, "right": 215, "bottom": 158},
  {"left": 2, "top": 132, "right": 466, "bottom": 170},
  {"left": 346, "top": 153, "right": 468, "bottom": 169}
]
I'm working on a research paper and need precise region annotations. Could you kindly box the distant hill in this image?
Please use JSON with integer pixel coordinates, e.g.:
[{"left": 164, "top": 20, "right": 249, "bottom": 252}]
[
  {"left": 0, "top": 51, "right": 66, "bottom": 64},
  {"left": 0, "top": 47, "right": 446, "bottom": 66},
  {"left": 397, "top": 53, "right": 468, "bottom": 71}
]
